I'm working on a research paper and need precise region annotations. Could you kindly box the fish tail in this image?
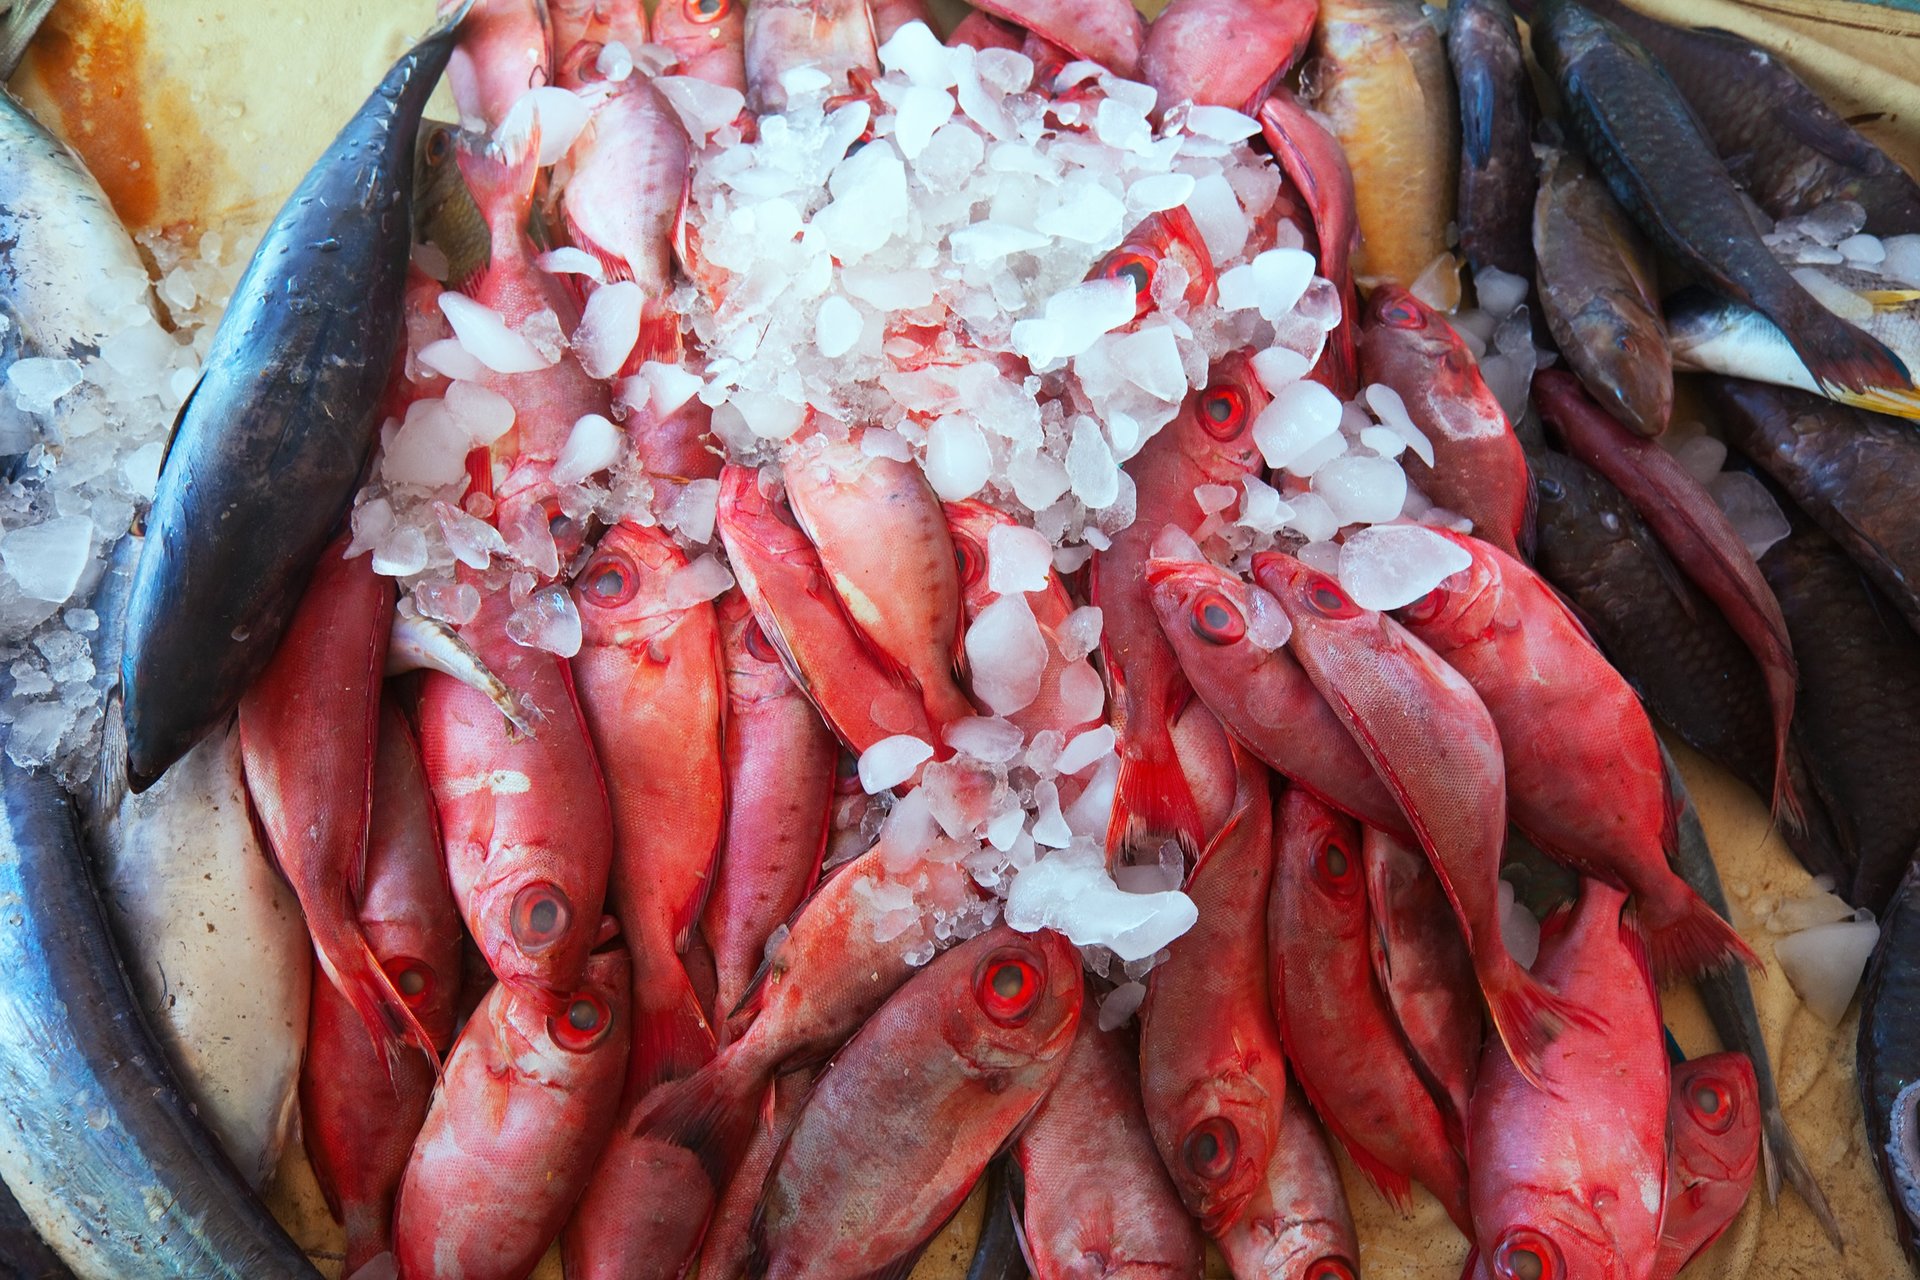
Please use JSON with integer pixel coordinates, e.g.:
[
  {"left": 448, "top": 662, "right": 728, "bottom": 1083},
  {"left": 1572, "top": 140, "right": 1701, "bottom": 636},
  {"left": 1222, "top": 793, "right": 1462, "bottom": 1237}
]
[
  {"left": 628, "top": 946, "right": 718, "bottom": 1099},
  {"left": 630, "top": 298, "right": 684, "bottom": 371},
  {"left": 1479, "top": 955, "right": 1589, "bottom": 1090},
  {"left": 1105, "top": 718, "right": 1203, "bottom": 867},
  {"left": 1645, "top": 884, "right": 1761, "bottom": 983},
  {"left": 1773, "top": 287, "right": 1912, "bottom": 399},
  {"left": 319, "top": 930, "right": 442, "bottom": 1079},
  {"left": 1834, "top": 382, "right": 1920, "bottom": 422},
  {"left": 633, "top": 1041, "right": 767, "bottom": 1189},
  {"left": 1763, "top": 1106, "right": 1845, "bottom": 1250}
]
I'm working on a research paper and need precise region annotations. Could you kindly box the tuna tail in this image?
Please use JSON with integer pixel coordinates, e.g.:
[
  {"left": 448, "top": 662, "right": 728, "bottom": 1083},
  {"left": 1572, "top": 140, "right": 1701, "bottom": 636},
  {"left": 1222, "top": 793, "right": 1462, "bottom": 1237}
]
[
  {"left": 317, "top": 929, "right": 443, "bottom": 1079},
  {"left": 1105, "top": 721, "right": 1204, "bottom": 866},
  {"left": 1644, "top": 884, "right": 1762, "bottom": 983},
  {"left": 628, "top": 945, "right": 718, "bottom": 1100},
  {"left": 634, "top": 1040, "right": 769, "bottom": 1189},
  {"left": 1770, "top": 284, "right": 1912, "bottom": 399},
  {"left": 1478, "top": 955, "right": 1587, "bottom": 1090}
]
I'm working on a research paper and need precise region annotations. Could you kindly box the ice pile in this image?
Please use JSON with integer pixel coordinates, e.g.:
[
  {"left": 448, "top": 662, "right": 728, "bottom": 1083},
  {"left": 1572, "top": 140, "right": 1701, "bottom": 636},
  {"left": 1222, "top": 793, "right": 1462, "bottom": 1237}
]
[
  {"left": 1669, "top": 430, "right": 1792, "bottom": 561},
  {"left": 0, "top": 229, "right": 250, "bottom": 783}
]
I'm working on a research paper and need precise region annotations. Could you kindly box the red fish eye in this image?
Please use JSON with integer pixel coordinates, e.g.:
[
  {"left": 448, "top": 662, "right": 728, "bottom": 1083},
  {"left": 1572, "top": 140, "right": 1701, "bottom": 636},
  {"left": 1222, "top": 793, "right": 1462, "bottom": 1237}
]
[
  {"left": 1314, "top": 836, "right": 1358, "bottom": 892},
  {"left": 1099, "top": 251, "right": 1157, "bottom": 317},
  {"left": 1400, "top": 585, "right": 1448, "bottom": 624},
  {"left": 510, "top": 882, "right": 573, "bottom": 954},
  {"left": 1492, "top": 1229, "right": 1564, "bottom": 1280},
  {"left": 1304, "top": 574, "right": 1360, "bottom": 618},
  {"left": 1182, "top": 1117, "right": 1238, "bottom": 1182},
  {"left": 974, "top": 952, "right": 1042, "bottom": 1026},
  {"left": 382, "top": 957, "right": 434, "bottom": 1007},
  {"left": 1198, "top": 384, "right": 1248, "bottom": 440},
  {"left": 953, "top": 534, "right": 985, "bottom": 589},
  {"left": 685, "top": 0, "right": 731, "bottom": 21},
  {"left": 1307, "top": 1259, "right": 1357, "bottom": 1280},
  {"left": 744, "top": 617, "right": 780, "bottom": 663},
  {"left": 580, "top": 551, "right": 637, "bottom": 608},
  {"left": 1687, "top": 1078, "right": 1736, "bottom": 1134},
  {"left": 548, "top": 992, "right": 613, "bottom": 1052},
  {"left": 1377, "top": 295, "right": 1425, "bottom": 330},
  {"left": 1189, "top": 591, "right": 1246, "bottom": 646}
]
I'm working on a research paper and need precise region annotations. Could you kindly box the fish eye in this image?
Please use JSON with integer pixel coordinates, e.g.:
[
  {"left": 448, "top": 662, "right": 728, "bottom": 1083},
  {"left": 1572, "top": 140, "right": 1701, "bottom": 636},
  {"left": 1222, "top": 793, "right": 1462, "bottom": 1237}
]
[
  {"left": 1099, "top": 250, "right": 1157, "bottom": 318},
  {"left": 1400, "top": 585, "right": 1448, "bottom": 624},
  {"left": 1182, "top": 1117, "right": 1238, "bottom": 1182},
  {"left": 1188, "top": 590, "right": 1246, "bottom": 646},
  {"left": 1304, "top": 575, "right": 1359, "bottom": 618},
  {"left": 1306, "top": 1259, "right": 1357, "bottom": 1280},
  {"left": 1314, "top": 835, "right": 1358, "bottom": 892},
  {"left": 1492, "top": 1228, "right": 1564, "bottom": 1280},
  {"left": 743, "top": 616, "right": 781, "bottom": 663},
  {"left": 953, "top": 533, "right": 985, "bottom": 589},
  {"left": 1377, "top": 293, "right": 1425, "bottom": 329},
  {"left": 548, "top": 991, "right": 614, "bottom": 1052},
  {"left": 383, "top": 957, "right": 434, "bottom": 1007},
  {"left": 510, "top": 882, "right": 573, "bottom": 954},
  {"left": 580, "top": 550, "right": 638, "bottom": 608},
  {"left": 973, "top": 951, "right": 1042, "bottom": 1026},
  {"left": 1536, "top": 476, "right": 1565, "bottom": 502},
  {"left": 685, "top": 0, "right": 731, "bottom": 21},
  {"left": 1198, "top": 384, "right": 1249, "bottom": 440},
  {"left": 426, "top": 127, "right": 452, "bottom": 166},
  {"left": 1687, "top": 1077, "right": 1736, "bottom": 1134}
]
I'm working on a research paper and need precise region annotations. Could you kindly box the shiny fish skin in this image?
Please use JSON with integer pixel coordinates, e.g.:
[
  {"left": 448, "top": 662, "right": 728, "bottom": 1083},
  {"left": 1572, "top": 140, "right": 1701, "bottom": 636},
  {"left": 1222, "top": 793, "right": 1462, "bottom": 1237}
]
[
  {"left": 1015, "top": 1006, "right": 1204, "bottom": 1280},
  {"left": 969, "top": 0, "right": 1145, "bottom": 77},
  {"left": 0, "top": 761, "right": 322, "bottom": 1278},
  {"left": 1655, "top": 1053, "right": 1761, "bottom": 1279},
  {"left": 120, "top": 14, "right": 461, "bottom": 789},
  {"left": 1141, "top": 0, "right": 1314, "bottom": 115},
  {"left": 748, "top": 926, "right": 1082, "bottom": 1279},
  {"left": 1859, "top": 863, "right": 1920, "bottom": 1268},
  {"left": 1257, "top": 91, "right": 1361, "bottom": 398},
  {"left": 442, "top": 0, "right": 549, "bottom": 132},
  {"left": 1217, "top": 1082, "right": 1360, "bottom": 1280},
  {"left": 1448, "top": 0, "right": 1536, "bottom": 281}
]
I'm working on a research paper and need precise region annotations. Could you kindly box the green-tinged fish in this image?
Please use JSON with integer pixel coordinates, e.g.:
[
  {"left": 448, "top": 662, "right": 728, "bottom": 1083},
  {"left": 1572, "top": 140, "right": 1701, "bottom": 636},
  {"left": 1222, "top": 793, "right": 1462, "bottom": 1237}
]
[
  {"left": 1449, "top": 0, "right": 1536, "bottom": 281},
  {"left": 1533, "top": 0, "right": 1910, "bottom": 403},
  {"left": 1578, "top": 0, "right": 1920, "bottom": 235},
  {"left": 1670, "top": 278, "right": 1920, "bottom": 420},
  {"left": 413, "top": 120, "right": 490, "bottom": 289},
  {"left": 1708, "top": 378, "right": 1920, "bottom": 638},
  {"left": 1534, "top": 145, "right": 1671, "bottom": 436},
  {"left": 1310, "top": 0, "right": 1460, "bottom": 306},
  {"left": 120, "top": 7, "right": 469, "bottom": 791}
]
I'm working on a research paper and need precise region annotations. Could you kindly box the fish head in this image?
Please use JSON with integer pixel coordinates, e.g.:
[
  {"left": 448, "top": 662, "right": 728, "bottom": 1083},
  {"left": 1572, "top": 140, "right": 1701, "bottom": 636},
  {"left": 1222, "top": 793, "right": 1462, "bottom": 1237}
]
[
  {"left": 717, "top": 586, "right": 791, "bottom": 699},
  {"left": 1090, "top": 206, "right": 1219, "bottom": 323},
  {"left": 571, "top": 521, "right": 699, "bottom": 650},
  {"left": 1565, "top": 303, "right": 1673, "bottom": 437},
  {"left": 1166, "top": 352, "right": 1272, "bottom": 482},
  {"left": 943, "top": 926, "right": 1085, "bottom": 1073},
  {"left": 1669, "top": 1051, "right": 1760, "bottom": 1189},
  {"left": 469, "top": 853, "right": 605, "bottom": 1010},
  {"left": 653, "top": 0, "right": 743, "bottom": 46},
  {"left": 1251, "top": 551, "right": 1370, "bottom": 630},
  {"left": 550, "top": 0, "right": 649, "bottom": 87},
  {"left": 446, "top": 0, "right": 554, "bottom": 132},
  {"left": 717, "top": 464, "right": 812, "bottom": 563},
  {"left": 496, "top": 934, "right": 631, "bottom": 1082},
  {"left": 1363, "top": 286, "right": 1507, "bottom": 424},
  {"left": 1395, "top": 530, "right": 1497, "bottom": 636},
  {"left": 1157, "top": 1063, "right": 1283, "bottom": 1234},
  {"left": 414, "top": 122, "right": 493, "bottom": 291},
  {"left": 1146, "top": 556, "right": 1256, "bottom": 655}
]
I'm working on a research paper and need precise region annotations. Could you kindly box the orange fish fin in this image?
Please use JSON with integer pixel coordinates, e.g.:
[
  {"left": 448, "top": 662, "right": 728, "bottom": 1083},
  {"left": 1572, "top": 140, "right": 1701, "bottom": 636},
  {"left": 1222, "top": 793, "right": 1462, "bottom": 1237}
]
[
  {"left": 1105, "top": 729, "right": 1204, "bottom": 866},
  {"left": 1288, "top": 1059, "right": 1414, "bottom": 1213},
  {"left": 629, "top": 950, "right": 718, "bottom": 1098},
  {"left": 1479, "top": 957, "right": 1589, "bottom": 1091},
  {"left": 634, "top": 1045, "right": 765, "bottom": 1189},
  {"left": 1644, "top": 887, "right": 1760, "bottom": 985},
  {"left": 630, "top": 298, "right": 684, "bottom": 371}
]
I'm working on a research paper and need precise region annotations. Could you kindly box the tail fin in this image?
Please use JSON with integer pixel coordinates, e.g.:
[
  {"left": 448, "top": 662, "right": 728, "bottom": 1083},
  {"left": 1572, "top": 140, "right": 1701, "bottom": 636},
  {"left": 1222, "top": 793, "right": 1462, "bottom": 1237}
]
[
  {"left": 1646, "top": 887, "right": 1762, "bottom": 984},
  {"left": 319, "top": 929, "right": 443, "bottom": 1078},
  {"left": 1105, "top": 725, "right": 1204, "bottom": 867},
  {"left": 634, "top": 1041, "right": 768, "bottom": 1188},
  {"left": 1776, "top": 288, "right": 1911, "bottom": 398},
  {"left": 1479, "top": 958, "right": 1588, "bottom": 1090},
  {"left": 1836, "top": 382, "right": 1920, "bottom": 422},
  {"left": 628, "top": 946, "right": 718, "bottom": 1100},
  {"left": 1762, "top": 1106, "right": 1845, "bottom": 1251}
]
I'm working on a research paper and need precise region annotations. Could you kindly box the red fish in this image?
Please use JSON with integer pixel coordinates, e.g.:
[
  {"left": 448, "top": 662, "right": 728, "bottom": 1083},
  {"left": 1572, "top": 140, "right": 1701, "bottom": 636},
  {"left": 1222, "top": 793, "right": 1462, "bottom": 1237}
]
[
  {"left": 946, "top": 11, "right": 1024, "bottom": 52},
  {"left": 1139, "top": 746, "right": 1288, "bottom": 1234},
  {"left": 561, "top": 1124, "right": 714, "bottom": 1280},
  {"left": 417, "top": 583, "right": 613, "bottom": 1006},
  {"left": 1467, "top": 880, "right": 1669, "bottom": 1280},
  {"left": 442, "top": 0, "right": 550, "bottom": 131},
  {"left": 1145, "top": 556, "right": 1407, "bottom": 834},
  {"left": 742, "top": 0, "right": 878, "bottom": 114},
  {"left": 1253, "top": 551, "right": 1585, "bottom": 1087},
  {"left": 302, "top": 701, "right": 465, "bottom": 1275},
  {"left": 1397, "top": 530, "right": 1758, "bottom": 980},
  {"left": 238, "top": 537, "right": 428, "bottom": 1060},
  {"left": 570, "top": 523, "right": 725, "bottom": 1093},
  {"left": 967, "top": 0, "right": 1145, "bottom": 76},
  {"left": 869, "top": 0, "right": 934, "bottom": 42},
  {"left": 393, "top": 942, "right": 630, "bottom": 1280},
  {"left": 1258, "top": 91, "right": 1359, "bottom": 398},
  {"left": 1360, "top": 826, "right": 1481, "bottom": 1145},
  {"left": 694, "top": 1069, "right": 812, "bottom": 1280},
  {"left": 782, "top": 435, "right": 978, "bottom": 740},
  {"left": 1359, "top": 286, "right": 1533, "bottom": 558},
  {"left": 748, "top": 925, "right": 1083, "bottom": 1278},
  {"left": 1090, "top": 208, "right": 1219, "bottom": 324},
  {"left": 1093, "top": 355, "right": 1270, "bottom": 864},
  {"left": 1143, "top": 0, "right": 1315, "bottom": 115},
  {"left": 714, "top": 464, "right": 934, "bottom": 756},
  {"left": 654, "top": 0, "right": 749, "bottom": 92},
  {"left": 1656, "top": 1052, "right": 1760, "bottom": 1279},
  {"left": 1218, "top": 1082, "right": 1362, "bottom": 1280},
  {"left": 1535, "top": 367, "right": 1797, "bottom": 816},
  {"left": 945, "top": 500, "right": 1105, "bottom": 744},
  {"left": 1271, "top": 787, "right": 1471, "bottom": 1231},
  {"left": 1015, "top": 1005, "right": 1204, "bottom": 1280},
  {"left": 703, "top": 589, "right": 837, "bottom": 1031}
]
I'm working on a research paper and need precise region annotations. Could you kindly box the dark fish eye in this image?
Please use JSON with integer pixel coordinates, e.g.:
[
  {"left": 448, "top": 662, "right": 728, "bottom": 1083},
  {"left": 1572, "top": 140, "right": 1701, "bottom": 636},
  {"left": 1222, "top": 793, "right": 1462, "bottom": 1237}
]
[
  {"left": 1198, "top": 384, "right": 1249, "bottom": 440},
  {"left": 426, "top": 127, "right": 451, "bottom": 165},
  {"left": 1314, "top": 837, "right": 1358, "bottom": 892},
  {"left": 743, "top": 617, "right": 780, "bottom": 663},
  {"left": 953, "top": 534, "right": 985, "bottom": 588},
  {"left": 1378, "top": 295, "right": 1424, "bottom": 329},
  {"left": 1307, "top": 1259, "right": 1357, "bottom": 1280},
  {"left": 1306, "top": 577, "right": 1356, "bottom": 617},
  {"left": 1189, "top": 590, "right": 1246, "bottom": 645},
  {"left": 1182, "top": 1117, "right": 1238, "bottom": 1181},
  {"left": 1098, "top": 250, "right": 1157, "bottom": 319},
  {"left": 1536, "top": 476, "right": 1565, "bottom": 502},
  {"left": 548, "top": 991, "right": 614, "bottom": 1052}
]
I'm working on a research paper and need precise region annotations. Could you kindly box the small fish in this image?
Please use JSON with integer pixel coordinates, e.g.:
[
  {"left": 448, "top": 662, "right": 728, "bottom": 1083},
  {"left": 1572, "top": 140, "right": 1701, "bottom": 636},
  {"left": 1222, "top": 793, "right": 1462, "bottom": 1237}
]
[
  {"left": 1533, "top": 145, "right": 1672, "bottom": 437},
  {"left": 1531, "top": 0, "right": 1909, "bottom": 401},
  {"left": 1668, "top": 280, "right": 1920, "bottom": 420},
  {"left": 1467, "top": 880, "right": 1668, "bottom": 1280},
  {"left": 1656, "top": 1052, "right": 1762, "bottom": 1278},
  {"left": 748, "top": 926, "right": 1082, "bottom": 1278},
  {"left": 1575, "top": 0, "right": 1920, "bottom": 234},
  {"left": 413, "top": 121, "right": 491, "bottom": 289},
  {"left": 1397, "top": 529, "right": 1758, "bottom": 980},
  {"left": 1089, "top": 207, "right": 1218, "bottom": 325},
  {"left": 387, "top": 607, "right": 532, "bottom": 736},
  {"left": 1357, "top": 285, "right": 1533, "bottom": 558},
  {"left": 394, "top": 941, "right": 630, "bottom": 1280},
  {"left": 570, "top": 523, "right": 725, "bottom": 1093},
  {"left": 1535, "top": 368, "right": 1799, "bottom": 819},
  {"left": 1015, "top": 1005, "right": 1205, "bottom": 1280},
  {"left": 1217, "top": 1082, "right": 1361, "bottom": 1280},
  {"left": 967, "top": 0, "right": 1145, "bottom": 77},
  {"left": 1860, "top": 863, "right": 1920, "bottom": 1267},
  {"left": 1448, "top": 0, "right": 1537, "bottom": 281},
  {"left": 1361, "top": 826, "right": 1480, "bottom": 1145},
  {"left": 1255, "top": 551, "right": 1585, "bottom": 1087},
  {"left": 1144, "top": 557, "right": 1408, "bottom": 835},
  {"left": 1094, "top": 355, "right": 1270, "bottom": 864},
  {"left": 1309, "top": 0, "right": 1459, "bottom": 304},
  {"left": 1709, "top": 378, "right": 1920, "bottom": 640},
  {"left": 120, "top": 12, "right": 464, "bottom": 788},
  {"left": 1271, "top": 786, "right": 1472, "bottom": 1231},
  {"left": 1142, "top": 0, "right": 1316, "bottom": 115},
  {"left": 442, "top": 0, "right": 549, "bottom": 131},
  {"left": 653, "top": 0, "right": 749, "bottom": 93},
  {"left": 1139, "top": 747, "right": 1289, "bottom": 1234},
  {"left": 743, "top": 0, "right": 878, "bottom": 114},
  {"left": 1257, "top": 91, "right": 1360, "bottom": 397}
]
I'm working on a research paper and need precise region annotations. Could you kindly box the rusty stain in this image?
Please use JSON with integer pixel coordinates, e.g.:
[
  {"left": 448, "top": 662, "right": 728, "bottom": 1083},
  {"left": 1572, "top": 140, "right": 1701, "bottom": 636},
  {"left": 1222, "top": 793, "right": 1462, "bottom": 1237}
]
[{"left": 21, "top": 0, "right": 161, "bottom": 227}]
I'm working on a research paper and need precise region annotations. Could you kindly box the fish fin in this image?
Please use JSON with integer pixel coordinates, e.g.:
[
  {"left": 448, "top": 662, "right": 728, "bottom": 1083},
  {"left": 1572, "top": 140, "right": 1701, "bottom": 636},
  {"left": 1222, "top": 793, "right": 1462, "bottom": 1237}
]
[
  {"left": 1288, "top": 1059, "right": 1414, "bottom": 1213},
  {"left": 1774, "top": 289, "right": 1912, "bottom": 398},
  {"left": 1832, "top": 382, "right": 1920, "bottom": 423},
  {"left": 1860, "top": 289, "right": 1920, "bottom": 308},
  {"left": 628, "top": 948, "right": 718, "bottom": 1098},
  {"left": 1105, "top": 720, "right": 1203, "bottom": 867},
  {"left": 631, "top": 298, "right": 684, "bottom": 371},
  {"left": 1480, "top": 956, "right": 1589, "bottom": 1090},
  {"left": 634, "top": 1043, "right": 766, "bottom": 1189},
  {"left": 1644, "top": 885, "right": 1761, "bottom": 984},
  {"left": 320, "top": 932, "right": 444, "bottom": 1079},
  {"left": 0, "top": 0, "right": 55, "bottom": 80},
  {"left": 1763, "top": 1106, "right": 1845, "bottom": 1250}
]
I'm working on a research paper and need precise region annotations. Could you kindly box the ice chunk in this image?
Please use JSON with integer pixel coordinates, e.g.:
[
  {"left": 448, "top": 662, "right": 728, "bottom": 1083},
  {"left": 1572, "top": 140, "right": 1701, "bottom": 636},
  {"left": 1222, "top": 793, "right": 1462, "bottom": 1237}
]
[
  {"left": 1128, "top": 172, "right": 1195, "bottom": 214},
  {"left": 1363, "top": 383, "right": 1435, "bottom": 466},
  {"left": 1057, "top": 659, "right": 1105, "bottom": 723},
  {"left": 814, "top": 295, "right": 863, "bottom": 357},
  {"left": 1708, "top": 470, "right": 1792, "bottom": 560},
  {"left": 536, "top": 247, "right": 605, "bottom": 281},
  {"left": 1058, "top": 606, "right": 1103, "bottom": 662},
  {"left": 949, "top": 222, "right": 1050, "bottom": 265},
  {"left": 1474, "top": 266, "right": 1529, "bottom": 317},
  {"left": 925, "top": 416, "right": 991, "bottom": 501},
  {"left": 372, "top": 525, "right": 429, "bottom": 577},
  {"left": 1499, "top": 878, "right": 1540, "bottom": 969},
  {"left": 6, "top": 357, "right": 84, "bottom": 415},
  {"left": 1249, "top": 248, "right": 1316, "bottom": 318},
  {"left": 966, "top": 593, "right": 1049, "bottom": 716},
  {"left": 1313, "top": 454, "right": 1407, "bottom": 525},
  {"left": 438, "top": 293, "right": 552, "bottom": 373},
  {"left": 1012, "top": 279, "right": 1139, "bottom": 365},
  {"left": 1004, "top": 843, "right": 1198, "bottom": 962},
  {"left": 506, "top": 585, "right": 583, "bottom": 657},
  {"left": 1252, "top": 346, "right": 1311, "bottom": 393},
  {"left": 1883, "top": 234, "right": 1920, "bottom": 286},
  {"left": 1237, "top": 474, "right": 1293, "bottom": 535},
  {"left": 383, "top": 400, "right": 471, "bottom": 487},
  {"left": 987, "top": 523, "right": 1053, "bottom": 595},
  {"left": 1032, "top": 780, "right": 1073, "bottom": 847},
  {"left": 1244, "top": 584, "right": 1292, "bottom": 650},
  {"left": 877, "top": 19, "right": 960, "bottom": 86},
  {"left": 947, "top": 716, "right": 1025, "bottom": 764},
  {"left": 418, "top": 337, "right": 486, "bottom": 382},
  {"left": 635, "top": 361, "right": 704, "bottom": 418},
  {"left": 497, "top": 87, "right": 592, "bottom": 164},
  {"left": 1, "top": 516, "right": 92, "bottom": 603},
  {"left": 1099, "top": 981, "right": 1147, "bottom": 1030},
  {"left": 1008, "top": 446, "right": 1070, "bottom": 510},
  {"left": 1776, "top": 919, "right": 1878, "bottom": 1027},
  {"left": 121, "top": 441, "right": 165, "bottom": 499},
  {"left": 596, "top": 40, "right": 634, "bottom": 81},
  {"left": 1796, "top": 201, "right": 1866, "bottom": 247},
  {"left": 575, "top": 281, "right": 645, "bottom": 379},
  {"left": 436, "top": 501, "right": 511, "bottom": 569},
  {"left": 1185, "top": 172, "right": 1249, "bottom": 263},
  {"left": 859, "top": 734, "right": 936, "bottom": 793},
  {"left": 1053, "top": 724, "right": 1116, "bottom": 776},
  {"left": 445, "top": 380, "right": 515, "bottom": 446},
  {"left": 1338, "top": 524, "right": 1472, "bottom": 611},
  {"left": 893, "top": 84, "right": 956, "bottom": 159},
  {"left": 664, "top": 554, "right": 734, "bottom": 610},
  {"left": 1113, "top": 326, "right": 1189, "bottom": 403},
  {"left": 1036, "top": 182, "right": 1129, "bottom": 246},
  {"left": 551, "top": 413, "right": 624, "bottom": 486},
  {"left": 1066, "top": 417, "right": 1121, "bottom": 508},
  {"left": 730, "top": 388, "right": 806, "bottom": 441},
  {"left": 1184, "top": 105, "right": 1261, "bottom": 140},
  {"left": 1284, "top": 492, "right": 1340, "bottom": 543},
  {"left": 1251, "top": 379, "right": 1343, "bottom": 469},
  {"left": 654, "top": 76, "right": 747, "bottom": 141},
  {"left": 1673, "top": 434, "right": 1728, "bottom": 486}
]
